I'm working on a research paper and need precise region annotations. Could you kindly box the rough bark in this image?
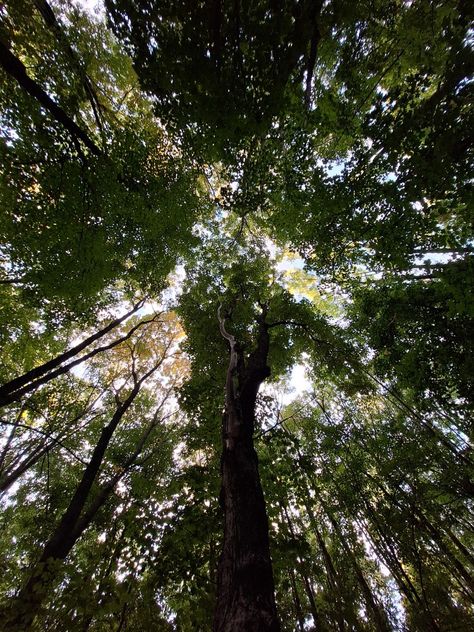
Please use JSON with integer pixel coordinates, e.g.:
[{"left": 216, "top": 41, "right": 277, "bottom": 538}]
[{"left": 213, "top": 306, "right": 279, "bottom": 631}]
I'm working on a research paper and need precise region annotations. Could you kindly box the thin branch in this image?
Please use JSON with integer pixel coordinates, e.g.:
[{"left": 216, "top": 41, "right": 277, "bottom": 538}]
[
  {"left": 0, "top": 40, "right": 102, "bottom": 156},
  {"left": 0, "top": 301, "right": 149, "bottom": 407},
  {"left": 0, "top": 418, "right": 88, "bottom": 465},
  {"left": 33, "top": 0, "right": 106, "bottom": 135},
  {"left": 0, "top": 278, "right": 24, "bottom": 285}
]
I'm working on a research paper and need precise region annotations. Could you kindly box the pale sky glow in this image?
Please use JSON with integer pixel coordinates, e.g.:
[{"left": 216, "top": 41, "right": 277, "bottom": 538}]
[
  {"left": 75, "top": 0, "right": 104, "bottom": 16},
  {"left": 284, "top": 363, "right": 311, "bottom": 405}
]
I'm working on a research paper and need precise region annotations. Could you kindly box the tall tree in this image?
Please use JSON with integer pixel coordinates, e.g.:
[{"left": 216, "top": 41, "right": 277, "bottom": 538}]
[
  {"left": 1, "top": 0, "right": 472, "bottom": 629},
  {"left": 1, "top": 310, "right": 186, "bottom": 629}
]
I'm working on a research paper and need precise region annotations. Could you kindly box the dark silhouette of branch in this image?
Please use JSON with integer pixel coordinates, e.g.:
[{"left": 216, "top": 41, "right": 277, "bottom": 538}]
[
  {"left": 0, "top": 40, "right": 102, "bottom": 156},
  {"left": 0, "top": 418, "right": 88, "bottom": 466},
  {"left": 33, "top": 0, "right": 106, "bottom": 135},
  {"left": 0, "top": 299, "right": 146, "bottom": 405}
]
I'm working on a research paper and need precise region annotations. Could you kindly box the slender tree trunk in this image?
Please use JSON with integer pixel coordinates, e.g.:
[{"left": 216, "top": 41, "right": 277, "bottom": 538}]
[
  {"left": 213, "top": 306, "right": 279, "bottom": 631},
  {"left": 290, "top": 438, "right": 401, "bottom": 623},
  {"left": 0, "top": 314, "right": 156, "bottom": 407},
  {"left": 1, "top": 364, "right": 158, "bottom": 630},
  {"left": 360, "top": 502, "right": 443, "bottom": 632},
  {"left": 297, "top": 440, "right": 440, "bottom": 630},
  {"left": 33, "top": 0, "right": 105, "bottom": 134},
  {"left": 0, "top": 401, "right": 106, "bottom": 493},
  {"left": 0, "top": 300, "right": 143, "bottom": 406},
  {"left": 79, "top": 521, "right": 127, "bottom": 631},
  {"left": 278, "top": 500, "right": 322, "bottom": 630},
  {"left": 0, "top": 442, "right": 49, "bottom": 493},
  {"left": 358, "top": 465, "right": 474, "bottom": 596},
  {"left": 0, "top": 405, "right": 25, "bottom": 471},
  {"left": 299, "top": 572, "right": 320, "bottom": 630},
  {"left": 288, "top": 567, "right": 306, "bottom": 632},
  {"left": 318, "top": 499, "right": 392, "bottom": 632},
  {"left": 312, "top": 523, "right": 347, "bottom": 632},
  {"left": 0, "top": 40, "right": 102, "bottom": 155}
]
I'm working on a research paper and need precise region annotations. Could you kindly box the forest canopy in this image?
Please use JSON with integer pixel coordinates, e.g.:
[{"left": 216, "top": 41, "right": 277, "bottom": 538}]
[{"left": 0, "top": 0, "right": 473, "bottom": 630}]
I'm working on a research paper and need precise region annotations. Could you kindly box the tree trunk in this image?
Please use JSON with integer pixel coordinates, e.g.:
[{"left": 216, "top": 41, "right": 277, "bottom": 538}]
[
  {"left": 318, "top": 499, "right": 392, "bottom": 632},
  {"left": 0, "top": 300, "right": 143, "bottom": 406},
  {"left": 33, "top": 0, "right": 105, "bottom": 134},
  {"left": 0, "top": 405, "right": 25, "bottom": 471},
  {"left": 279, "top": 500, "right": 322, "bottom": 630},
  {"left": 1, "top": 363, "right": 158, "bottom": 630},
  {"left": 213, "top": 306, "right": 279, "bottom": 631},
  {"left": 288, "top": 567, "right": 306, "bottom": 632},
  {"left": 291, "top": 446, "right": 391, "bottom": 631},
  {"left": 0, "top": 442, "right": 49, "bottom": 493},
  {"left": 0, "top": 40, "right": 102, "bottom": 155}
]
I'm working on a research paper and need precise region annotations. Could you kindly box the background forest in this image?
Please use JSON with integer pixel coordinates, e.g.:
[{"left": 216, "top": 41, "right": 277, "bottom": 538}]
[{"left": 0, "top": 0, "right": 473, "bottom": 630}]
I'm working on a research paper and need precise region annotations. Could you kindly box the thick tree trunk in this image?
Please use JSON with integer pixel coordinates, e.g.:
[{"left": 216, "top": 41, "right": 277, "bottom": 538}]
[
  {"left": 214, "top": 307, "right": 279, "bottom": 631},
  {"left": 215, "top": 422, "right": 279, "bottom": 631}
]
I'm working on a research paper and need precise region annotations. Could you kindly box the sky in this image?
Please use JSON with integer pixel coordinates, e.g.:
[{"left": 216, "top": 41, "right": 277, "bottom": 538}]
[{"left": 77, "top": 0, "right": 104, "bottom": 14}]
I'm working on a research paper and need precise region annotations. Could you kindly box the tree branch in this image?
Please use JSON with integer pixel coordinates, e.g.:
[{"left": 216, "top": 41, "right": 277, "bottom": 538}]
[{"left": 0, "top": 40, "right": 102, "bottom": 156}]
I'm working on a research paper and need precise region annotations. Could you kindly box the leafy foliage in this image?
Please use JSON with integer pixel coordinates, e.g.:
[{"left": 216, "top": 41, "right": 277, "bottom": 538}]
[{"left": 0, "top": 0, "right": 472, "bottom": 630}]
